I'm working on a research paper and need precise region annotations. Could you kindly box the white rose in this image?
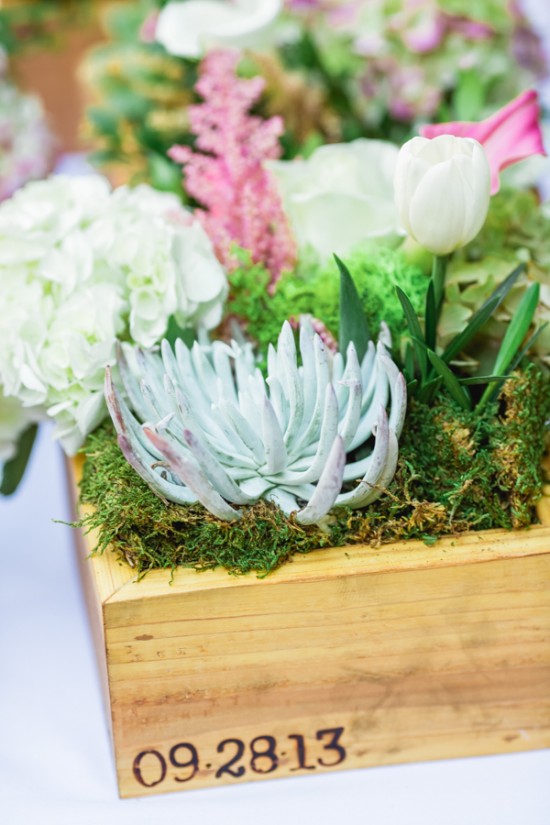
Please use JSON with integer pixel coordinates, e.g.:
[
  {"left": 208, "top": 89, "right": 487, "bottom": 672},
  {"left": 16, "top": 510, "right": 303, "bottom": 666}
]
[
  {"left": 269, "top": 139, "right": 404, "bottom": 260},
  {"left": 155, "top": 0, "right": 283, "bottom": 59},
  {"left": 394, "top": 135, "right": 491, "bottom": 256}
]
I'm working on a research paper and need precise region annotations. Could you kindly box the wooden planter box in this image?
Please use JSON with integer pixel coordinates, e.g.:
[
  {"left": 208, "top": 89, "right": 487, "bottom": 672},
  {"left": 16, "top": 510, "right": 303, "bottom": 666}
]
[{"left": 70, "top": 458, "right": 550, "bottom": 798}]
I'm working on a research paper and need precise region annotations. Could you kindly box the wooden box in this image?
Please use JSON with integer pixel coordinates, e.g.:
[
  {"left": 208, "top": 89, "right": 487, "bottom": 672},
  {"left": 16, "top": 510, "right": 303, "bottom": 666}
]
[{"left": 72, "top": 460, "right": 550, "bottom": 798}]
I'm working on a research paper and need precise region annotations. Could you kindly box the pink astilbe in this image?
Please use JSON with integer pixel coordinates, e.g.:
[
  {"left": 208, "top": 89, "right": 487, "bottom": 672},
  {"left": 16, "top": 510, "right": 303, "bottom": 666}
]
[{"left": 169, "top": 50, "right": 296, "bottom": 284}]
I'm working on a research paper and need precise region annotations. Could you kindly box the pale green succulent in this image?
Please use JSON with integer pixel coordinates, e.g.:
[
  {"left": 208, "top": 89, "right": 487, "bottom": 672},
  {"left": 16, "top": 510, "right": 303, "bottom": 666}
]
[{"left": 105, "top": 320, "right": 406, "bottom": 525}]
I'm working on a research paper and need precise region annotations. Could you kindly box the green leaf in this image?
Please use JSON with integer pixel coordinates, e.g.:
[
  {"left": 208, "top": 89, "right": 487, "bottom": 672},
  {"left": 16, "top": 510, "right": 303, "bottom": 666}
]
[
  {"left": 493, "top": 282, "right": 540, "bottom": 376},
  {"left": 427, "top": 350, "right": 472, "bottom": 410},
  {"left": 335, "top": 255, "right": 370, "bottom": 361},
  {"left": 164, "top": 316, "right": 196, "bottom": 348},
  {"left": 425, "top": 280, "right": 437, "bottom": 351},
  {"left": 478, "top": 282, "right": 540, "bottom": 407},
  {"left": 396, "top": 286, "right": 428, "bottom": 381},
  {"left": 416, "top": 376, "right": 441, "bottom": 404},
  {"left": 404, "top": 343, "right": 416, "bottom": 384},
  {"left": 477, "top": 322, "right": 548, "bottom": 407},
  {"left": 507, "top": 321, "right": 548, "bottom": 374},
  {"left": 442, "top": 263, "right": 525, "bottom": 363},
  {"left": 459, "top": 374, "right": 516, "bottom": 386},
  {"left": 477, "top": 263, "right": 526, "bottom": 315},
  {"left": 0, "top": 423, "right": 38, "bottom": 496}
]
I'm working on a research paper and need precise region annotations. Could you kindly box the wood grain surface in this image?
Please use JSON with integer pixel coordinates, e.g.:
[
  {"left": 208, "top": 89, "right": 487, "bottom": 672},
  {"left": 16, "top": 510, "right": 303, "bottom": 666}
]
[{"left": 70, "top": 458, "right": 550, "bottom": 797}]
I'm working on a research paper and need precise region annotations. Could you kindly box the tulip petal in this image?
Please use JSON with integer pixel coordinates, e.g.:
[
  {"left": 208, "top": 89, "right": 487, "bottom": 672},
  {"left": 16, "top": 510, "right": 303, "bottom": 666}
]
[
  {"left": 408, "top": 158, "right": 469, "bottom": 255},
  {"left": 420, "top": 90, "right": 547, "bottom": 194}
]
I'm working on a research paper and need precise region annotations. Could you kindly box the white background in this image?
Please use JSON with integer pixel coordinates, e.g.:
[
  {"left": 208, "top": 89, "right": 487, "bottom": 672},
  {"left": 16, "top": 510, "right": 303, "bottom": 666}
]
[{"left": 2, "top": 1, "right": 550, "bottom": 821}]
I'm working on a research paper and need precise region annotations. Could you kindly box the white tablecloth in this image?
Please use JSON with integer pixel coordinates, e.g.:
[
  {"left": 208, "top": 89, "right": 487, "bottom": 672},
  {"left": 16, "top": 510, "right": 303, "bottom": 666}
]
[{"left": 1, "top": 427, "right": 549, "bottom": 825}]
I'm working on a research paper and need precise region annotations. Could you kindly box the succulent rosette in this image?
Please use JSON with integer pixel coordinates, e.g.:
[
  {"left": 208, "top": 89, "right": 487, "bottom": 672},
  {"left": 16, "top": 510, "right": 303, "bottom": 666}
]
[{"left": 105, "top": 319, "right": 406, "bottom": 525}]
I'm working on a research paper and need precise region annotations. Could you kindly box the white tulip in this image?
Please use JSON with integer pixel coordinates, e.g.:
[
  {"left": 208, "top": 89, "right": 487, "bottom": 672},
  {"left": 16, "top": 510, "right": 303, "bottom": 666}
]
[
  {"left": 394, "top": 135, "right": 491, "bottom": 256},
  {"left": 269, "top": 139, "right": 404, "bottom": 260},
  {"left": 155, "top": 0, "right": 283, "bottom": 59}
]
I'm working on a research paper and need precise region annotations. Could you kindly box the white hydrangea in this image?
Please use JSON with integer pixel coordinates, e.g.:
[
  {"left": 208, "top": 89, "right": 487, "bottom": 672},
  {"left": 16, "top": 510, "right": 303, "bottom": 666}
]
[{"left": 0, "top": 175, "right": 228, "bottom": 454}]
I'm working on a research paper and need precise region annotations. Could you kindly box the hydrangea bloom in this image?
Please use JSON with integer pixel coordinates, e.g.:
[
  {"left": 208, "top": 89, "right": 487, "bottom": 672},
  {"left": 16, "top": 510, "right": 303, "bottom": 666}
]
[{"left": 0, "top": 175, "right": 228, "bottom": 454}]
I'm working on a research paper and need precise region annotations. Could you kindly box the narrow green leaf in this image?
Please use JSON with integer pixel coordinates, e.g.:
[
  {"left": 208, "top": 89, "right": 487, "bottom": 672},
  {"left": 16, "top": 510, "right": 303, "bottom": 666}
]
[
  {"left": 427, "top": 350, "right": 472, "bottom": 410},
  {"left": 507, "top": 321, "right": 548, "bottom": 374},
  {"left": 425, "top": 280, "right": 437, "bottom": 351},
  {"left": 404, "top": 343, "right": 416, "bottom": 384},
  {"left": 477, "top": 322, "right": 548, "bottom": 408},
  {"left": 478, "top": 263, "right": 526, "bottom": 314},
  {"left": 0, "top": 423, "right": 38, "bottom": 496},
  {"left": 493, "top": 282, "right": 540, "bottom": 376},
  {"left": 417, "top": 376, "right": 442, "bottom": 404},
  {"left": 478, "top": 282, "right": 540, "bottom": 408},
  {"left": 396, "top": 286, "right": 428, "bottom": 381},
  {"left": 459, "top": 374, "right": 516, "bottom": 386},
  {"left": 335, "top": 255, "right": 370, "bottom": 362},
  {"left": 442, "top": 263, "right": 526, "bottom": 363}
]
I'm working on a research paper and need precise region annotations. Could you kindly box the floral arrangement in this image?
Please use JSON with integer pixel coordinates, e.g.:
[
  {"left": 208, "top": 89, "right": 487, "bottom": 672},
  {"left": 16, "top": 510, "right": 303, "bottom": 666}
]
[
  {"left": 1, "top": 2, "right": 549, "bottom": 578},
  {"left": 81, "top": 0, "right": 547, "bottom": 187}
]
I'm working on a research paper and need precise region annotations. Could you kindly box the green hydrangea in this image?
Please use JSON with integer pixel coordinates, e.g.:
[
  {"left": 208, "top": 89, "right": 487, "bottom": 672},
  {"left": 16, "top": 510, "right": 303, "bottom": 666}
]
[{"left": 440, "top": 190, "right": 550, "bottom": 361}]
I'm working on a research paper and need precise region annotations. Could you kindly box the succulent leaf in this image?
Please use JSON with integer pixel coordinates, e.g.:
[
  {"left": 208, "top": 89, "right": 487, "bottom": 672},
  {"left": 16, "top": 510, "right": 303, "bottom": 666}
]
[{"left": 105, "top": 320, "right": 406, "bottom": 525}]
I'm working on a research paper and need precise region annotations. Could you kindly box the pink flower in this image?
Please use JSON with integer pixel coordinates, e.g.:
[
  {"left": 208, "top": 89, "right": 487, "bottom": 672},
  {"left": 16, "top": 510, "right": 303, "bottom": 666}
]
[
  {"left": 420, "top": 90, "right": 547, "bottom": 194},
  {"left": 169, "top": 50, "right": 296, "bottom": 285}
]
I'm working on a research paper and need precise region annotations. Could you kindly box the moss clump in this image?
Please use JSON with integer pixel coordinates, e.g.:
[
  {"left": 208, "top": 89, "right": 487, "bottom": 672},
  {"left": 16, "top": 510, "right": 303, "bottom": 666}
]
[
  {"left": 79, "top": 432, "right": 347, "bottom": 576},
  {"left": 78, "top": 365, "right": 549, "bottom": 576},
  {"left": 228, "top": 245, "right": 428, "bottom": 354}
]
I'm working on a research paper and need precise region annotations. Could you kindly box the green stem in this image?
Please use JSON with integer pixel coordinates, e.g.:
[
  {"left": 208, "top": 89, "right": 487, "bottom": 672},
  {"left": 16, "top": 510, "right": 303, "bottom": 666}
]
[{"left": 432, "top": 254, "right": 448, "bottom": 316}]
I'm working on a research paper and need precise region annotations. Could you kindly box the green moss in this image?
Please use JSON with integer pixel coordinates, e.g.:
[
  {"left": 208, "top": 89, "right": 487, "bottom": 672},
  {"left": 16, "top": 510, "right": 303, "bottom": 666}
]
[
  {"left": 228, "top": 245, "right": 428, "bottom": 354},
  {"left": 78, "top": 364, "right": 549, "bottom": 576}
]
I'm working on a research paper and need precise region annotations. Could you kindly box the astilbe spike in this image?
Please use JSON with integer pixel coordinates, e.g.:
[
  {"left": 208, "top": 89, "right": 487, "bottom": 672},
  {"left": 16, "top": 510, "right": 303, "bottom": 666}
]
[
  {"left": 105, "top": 320, "right": 407, "bottom": 526},
  {"left": 169, "top": 49, "right": 296, "bottom": 285}
]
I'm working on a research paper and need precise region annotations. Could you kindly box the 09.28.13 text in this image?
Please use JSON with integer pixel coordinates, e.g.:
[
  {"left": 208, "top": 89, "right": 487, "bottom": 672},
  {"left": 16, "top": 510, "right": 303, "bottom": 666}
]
[{"left": 133, "top": 726, "right": 347, "bottom": 788}]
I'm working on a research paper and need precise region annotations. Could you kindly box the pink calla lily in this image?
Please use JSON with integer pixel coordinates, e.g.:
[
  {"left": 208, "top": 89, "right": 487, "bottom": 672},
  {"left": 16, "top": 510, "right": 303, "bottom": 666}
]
[{"left": 420, "top": 89, "right": 546, "bottom": 194}]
